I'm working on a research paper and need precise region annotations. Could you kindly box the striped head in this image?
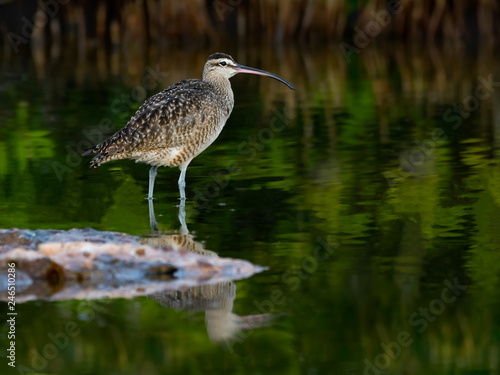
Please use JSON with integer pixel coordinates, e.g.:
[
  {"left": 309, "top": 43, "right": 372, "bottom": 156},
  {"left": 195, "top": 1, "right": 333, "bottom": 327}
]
[{"left": 203, "top": 52, "right": 295, "bottom": 90}]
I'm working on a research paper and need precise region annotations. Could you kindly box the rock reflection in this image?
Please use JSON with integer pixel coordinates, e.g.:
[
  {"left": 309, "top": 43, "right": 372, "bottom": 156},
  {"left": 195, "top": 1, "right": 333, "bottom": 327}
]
[{"left": 144, "top": 200, "right": 276, "bottom": 344}]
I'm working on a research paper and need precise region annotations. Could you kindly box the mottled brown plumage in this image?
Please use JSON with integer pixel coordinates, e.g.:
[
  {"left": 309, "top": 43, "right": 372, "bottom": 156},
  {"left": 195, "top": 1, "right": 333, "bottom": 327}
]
[
  {"left": 83, "top": 52, "right": 295, "bottom": 200},
  {"left": 84, "top": 79, "right": 231, "bottom": 168}
]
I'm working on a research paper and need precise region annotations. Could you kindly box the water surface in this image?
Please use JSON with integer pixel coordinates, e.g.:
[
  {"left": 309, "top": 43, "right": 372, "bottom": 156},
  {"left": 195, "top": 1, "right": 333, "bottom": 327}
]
[{"left": 1, "top": 43, "right": 500, "bottom": 374}]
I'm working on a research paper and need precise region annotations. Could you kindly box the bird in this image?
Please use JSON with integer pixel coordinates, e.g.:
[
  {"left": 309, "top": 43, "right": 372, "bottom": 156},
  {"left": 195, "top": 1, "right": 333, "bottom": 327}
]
[{"left": 82, "top": 52, "right": 295, "bottom": 200}]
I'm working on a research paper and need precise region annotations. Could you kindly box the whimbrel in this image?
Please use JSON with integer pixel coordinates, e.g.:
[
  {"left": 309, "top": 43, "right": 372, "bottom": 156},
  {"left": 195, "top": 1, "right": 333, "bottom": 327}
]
[{"left": 83, "top": 52, "right": 295, "bottom": 200}]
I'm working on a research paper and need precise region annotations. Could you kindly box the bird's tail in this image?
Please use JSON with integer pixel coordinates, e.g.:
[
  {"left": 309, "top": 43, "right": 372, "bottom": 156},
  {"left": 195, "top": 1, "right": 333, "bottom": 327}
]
[
  {"left": 81, "top": 148, "right": 96, "bottom": 157},
  {"left": 81, "top": 146, "right": 110, "bottom": 168},
  {"left": 82, "top": 127, "right": 133, "bottom": 168}
]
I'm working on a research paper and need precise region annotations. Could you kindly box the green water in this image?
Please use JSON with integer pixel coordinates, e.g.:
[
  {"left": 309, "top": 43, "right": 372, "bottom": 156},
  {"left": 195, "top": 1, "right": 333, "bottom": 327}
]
[{"left": 2, "top": 43, "right": 500, "bottom": 374}]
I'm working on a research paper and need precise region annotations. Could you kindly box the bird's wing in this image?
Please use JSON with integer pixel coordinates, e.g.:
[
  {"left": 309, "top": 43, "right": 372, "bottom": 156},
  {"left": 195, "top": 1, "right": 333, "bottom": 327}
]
[{"left": 84, "top": 79, "right": 222, "bottom": 166}]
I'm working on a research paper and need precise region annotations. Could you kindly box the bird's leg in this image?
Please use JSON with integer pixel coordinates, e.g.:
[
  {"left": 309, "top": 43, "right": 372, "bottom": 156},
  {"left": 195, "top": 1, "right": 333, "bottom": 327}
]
[
  {"left": 178, "top": 166, "right": 188, "bottom": 200},
  {"left": 148, "top": 197, "right": 159, "bottom": 232},
  {"left": 148, "top": 166, "right": 158, "bottom": 200},
  {"left": 178, "top": 198, "right": 188, "bottom": 235}
]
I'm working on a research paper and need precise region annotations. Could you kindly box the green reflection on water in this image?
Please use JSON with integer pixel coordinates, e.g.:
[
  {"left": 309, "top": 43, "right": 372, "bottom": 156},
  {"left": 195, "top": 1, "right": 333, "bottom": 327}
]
[{"left": 1, "top": 44, "right": 500, "bottom": 374}]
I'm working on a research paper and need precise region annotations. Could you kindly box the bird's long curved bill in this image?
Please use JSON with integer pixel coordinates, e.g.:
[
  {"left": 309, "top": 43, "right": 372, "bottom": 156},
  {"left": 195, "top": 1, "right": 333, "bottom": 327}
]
[{"left": 235, "top": 64, "right": 295, "bottom": 90}]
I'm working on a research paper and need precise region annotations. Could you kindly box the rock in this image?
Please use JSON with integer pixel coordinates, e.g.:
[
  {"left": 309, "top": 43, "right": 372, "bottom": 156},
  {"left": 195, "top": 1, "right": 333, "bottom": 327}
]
[{"left": 0, "top": 228, "right": 264, "bottom": 303}]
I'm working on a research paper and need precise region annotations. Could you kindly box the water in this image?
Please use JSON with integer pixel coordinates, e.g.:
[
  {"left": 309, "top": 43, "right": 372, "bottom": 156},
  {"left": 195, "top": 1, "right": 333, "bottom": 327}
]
[{"left": 1, "top": 43, "right": 500, "bottom": 374}]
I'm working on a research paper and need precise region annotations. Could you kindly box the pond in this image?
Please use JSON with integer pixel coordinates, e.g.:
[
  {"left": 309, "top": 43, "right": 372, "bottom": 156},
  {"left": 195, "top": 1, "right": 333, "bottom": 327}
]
[{"left": 1, "top": 42, "right": 500, "bottom": 374}]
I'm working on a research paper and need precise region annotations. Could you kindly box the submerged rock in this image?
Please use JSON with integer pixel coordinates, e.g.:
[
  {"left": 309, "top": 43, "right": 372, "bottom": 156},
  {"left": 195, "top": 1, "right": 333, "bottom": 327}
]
[{"left": 0, "top": 228, "right": 264, "bottom": 303}]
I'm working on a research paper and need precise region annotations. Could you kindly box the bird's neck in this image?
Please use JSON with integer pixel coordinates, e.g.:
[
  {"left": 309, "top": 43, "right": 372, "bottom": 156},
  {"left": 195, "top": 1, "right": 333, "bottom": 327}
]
[{"left": 203, "top": 74, "right": 234, "bottom": 114}]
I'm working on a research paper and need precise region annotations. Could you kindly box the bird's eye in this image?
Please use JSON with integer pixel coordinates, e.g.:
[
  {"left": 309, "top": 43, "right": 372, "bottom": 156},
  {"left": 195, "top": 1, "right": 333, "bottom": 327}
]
[{"left": 220, "top": 61, "right": 227, "bottom": 66}]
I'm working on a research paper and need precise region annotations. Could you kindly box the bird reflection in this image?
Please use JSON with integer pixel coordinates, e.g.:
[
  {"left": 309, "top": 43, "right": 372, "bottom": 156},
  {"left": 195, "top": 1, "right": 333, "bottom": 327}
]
[{"left": 143, "top": 200, "right": 276, "bottom": 344}]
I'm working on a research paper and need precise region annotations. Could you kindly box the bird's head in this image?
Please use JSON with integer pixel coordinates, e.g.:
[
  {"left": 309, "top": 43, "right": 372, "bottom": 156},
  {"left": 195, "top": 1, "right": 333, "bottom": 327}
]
[{"left": 203, "top": 52, "right": 295, "bottom": 90}]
